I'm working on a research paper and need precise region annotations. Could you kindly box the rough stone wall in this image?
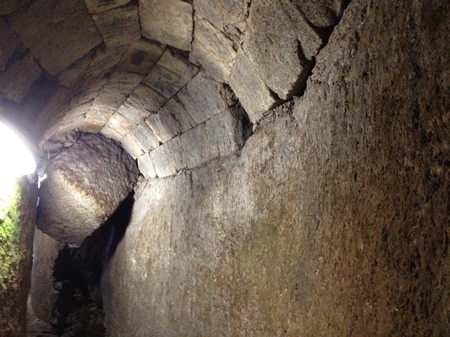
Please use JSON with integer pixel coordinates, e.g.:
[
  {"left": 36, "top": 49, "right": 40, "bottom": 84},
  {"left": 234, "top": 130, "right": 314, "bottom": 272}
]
[
  {"left": 103, "top": 0, "right": 449, "bottom": 336},
  {"left": 0, "top": 179, "right": 38, "bottom": 337}
]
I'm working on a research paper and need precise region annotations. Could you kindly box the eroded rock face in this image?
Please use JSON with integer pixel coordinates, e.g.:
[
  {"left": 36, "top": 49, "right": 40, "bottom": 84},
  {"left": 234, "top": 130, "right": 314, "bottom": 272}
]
[{"left": 37, "top": 133, "right": 139, "bottom": 244}]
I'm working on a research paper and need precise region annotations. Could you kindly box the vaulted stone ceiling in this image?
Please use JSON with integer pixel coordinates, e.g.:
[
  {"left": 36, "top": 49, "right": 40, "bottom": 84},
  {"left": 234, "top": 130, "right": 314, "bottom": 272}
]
[{"left": 0, "top": 0, "right": 347, "bottom": 243}]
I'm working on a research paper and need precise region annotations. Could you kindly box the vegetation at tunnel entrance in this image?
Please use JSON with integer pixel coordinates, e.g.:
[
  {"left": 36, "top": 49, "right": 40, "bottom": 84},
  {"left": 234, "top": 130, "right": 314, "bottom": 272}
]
[{"left": 0, "top": 178, "right": 25, "bottom": 334}]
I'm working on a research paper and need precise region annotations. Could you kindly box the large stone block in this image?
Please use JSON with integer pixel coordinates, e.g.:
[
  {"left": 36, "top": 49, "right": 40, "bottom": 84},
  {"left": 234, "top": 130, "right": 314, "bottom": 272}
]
[
  {"left": 94, "top": 71, "right": 144, "bottom": 109},
  {"left": 159, "top": 97, "right": 197, "bottom": 133},
  {"left": 69, "top": 75, "right": 109, "bottom": 108},
  {"left": 87, "top": 46, "right": 128, "bottom": 79},
  {"left": 0, "top": 19, "right": 20, "bottom": 72},
  {"left": 80, "top": 106, "right": 116, "bottom": 133},
  {"left": 243, "top": 0, "right": 320, "bottom": 99},
  {"left": 0, "top": 0, "right": 31, "bottom": 15},
  {"left": 204, "top": 107, "right": 245, "bottom": 157},
  {"left": 118, "top": 84, "right": 167, "bottom": 125},
  {"left": 92, "top": 6, "right": 141, "bottom": 48},
  {"left": 119, "top": 39, "right": 166, "bottom": 74},
  {"left": 121, "top": 132, "right": 145, "bottom": 159},
  {"left": 193, "top": 0, "right": 250, "bottom": 43},
  {"left": 9, "top": 0, "right": 102, "bottom": 75},
  {"left": 0, "top": 54, "right": 41, "bottom": 102},
  {"left": 37, "top": 133, "right": 139, "bottom": 244},
  {"left": 229, "top": 49, "right": 278, "bottom": 123},
  {"left": 190, "top": 15, "right": 237, "bottom": 82},
  {"left": 292, "top": 0, "right": 345, "bottom": 28},
  {"left": 57, "top": 114, "right": 86, "bottom": 135},
  {"left": 57, "top": 52, "right": 93, "bottom": 88},
  {"left": 139, "top": 0, "right": 193, "bottom": 51},
  {"left": 179, "top": 123, "right": 211, "bottom": 169},
  {"left": 144, "top": 49, "right": 198, "bottom": 99},
  {"left": 63, "top": 101, "right": 93, "bottom": 121},
  {"left": 101, "top": 112, "right": 135, "bottom": 141},
  {"left": 145, "top": 109, "right": 182, "bottom": 144},
  {"left": 30, "top": 229, "right": 62, "bottom": 324},
  {"left": 149, "top": 137, "right": 185, "bottom": 178},
  {"left": 84, "top": 0, "right": 130, "bottom": 14},
  {"left": 121, "top": 119, "right": 163, "bottom": 158},
  {"left": 137, "top": 152, "right": 157, "bottom": 179},
  {"left": 180, "top": 108, "right": 246, "bottom": 169},
  {"left": 177, "top": 72, "right": 228, "bottom": 124}
]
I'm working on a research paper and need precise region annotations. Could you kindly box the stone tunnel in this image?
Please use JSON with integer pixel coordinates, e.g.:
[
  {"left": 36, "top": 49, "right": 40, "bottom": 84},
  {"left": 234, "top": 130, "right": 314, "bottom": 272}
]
[{"left": 0, "top": 0, "right": 448, "bottom": 336}]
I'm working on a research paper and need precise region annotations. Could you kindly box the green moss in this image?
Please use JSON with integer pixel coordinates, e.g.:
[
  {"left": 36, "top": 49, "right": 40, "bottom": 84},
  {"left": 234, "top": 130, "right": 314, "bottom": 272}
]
[{"left": 0, "top": 179, "right": 22, "bottom": 291}]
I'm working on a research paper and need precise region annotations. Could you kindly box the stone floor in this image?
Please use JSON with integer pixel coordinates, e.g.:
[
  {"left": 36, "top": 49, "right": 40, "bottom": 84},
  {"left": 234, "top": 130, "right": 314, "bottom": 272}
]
[{"left": 26, "top": 298, "right": 57, "bottom": 337}]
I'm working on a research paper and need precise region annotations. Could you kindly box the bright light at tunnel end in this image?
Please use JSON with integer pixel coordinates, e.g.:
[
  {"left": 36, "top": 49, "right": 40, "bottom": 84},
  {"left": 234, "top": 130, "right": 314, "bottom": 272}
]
[{"left": 0, "top": 121, "right": 36, "bottom": 199}]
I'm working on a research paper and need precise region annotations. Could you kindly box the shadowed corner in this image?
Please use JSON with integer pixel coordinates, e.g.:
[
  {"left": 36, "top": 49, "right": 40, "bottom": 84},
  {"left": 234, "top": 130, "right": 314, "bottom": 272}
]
[{"left": 51, "top": 191, "right": 135, "bottom": 335}]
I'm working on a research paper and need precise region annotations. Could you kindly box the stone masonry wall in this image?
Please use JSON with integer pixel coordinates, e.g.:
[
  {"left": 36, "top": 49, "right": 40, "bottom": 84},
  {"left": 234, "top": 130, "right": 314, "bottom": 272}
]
[{"left": 103, "top": 0, "right": 449, "bottom": 335}]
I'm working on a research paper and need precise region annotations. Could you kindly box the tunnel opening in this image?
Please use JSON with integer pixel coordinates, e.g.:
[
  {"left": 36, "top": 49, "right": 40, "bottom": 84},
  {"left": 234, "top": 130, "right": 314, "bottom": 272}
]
[{"left": 51, "top": 191, "right": 134, "bottom": 336}]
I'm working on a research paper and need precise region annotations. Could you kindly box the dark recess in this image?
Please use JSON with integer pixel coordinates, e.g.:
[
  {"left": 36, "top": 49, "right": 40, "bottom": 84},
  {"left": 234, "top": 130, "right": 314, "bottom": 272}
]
[{"left": 52, "top": 191, "right": 135, "bottom": 336}]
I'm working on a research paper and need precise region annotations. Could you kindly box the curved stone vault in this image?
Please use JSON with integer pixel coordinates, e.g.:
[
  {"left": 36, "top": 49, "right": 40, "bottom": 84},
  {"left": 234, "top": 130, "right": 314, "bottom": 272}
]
[{"left": 0, "top": 0, "right": 347, "bottom": 243}]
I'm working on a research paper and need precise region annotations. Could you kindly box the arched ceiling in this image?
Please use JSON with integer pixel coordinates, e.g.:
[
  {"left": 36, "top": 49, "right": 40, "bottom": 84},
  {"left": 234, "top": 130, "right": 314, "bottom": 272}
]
[{"left": 0, "top": 0, "right": 347, "bottom": 179}]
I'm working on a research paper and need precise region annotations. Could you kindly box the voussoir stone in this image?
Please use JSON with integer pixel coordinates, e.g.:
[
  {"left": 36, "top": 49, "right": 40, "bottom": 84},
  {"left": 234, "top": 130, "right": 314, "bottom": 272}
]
[
  {"left": 161, "top": 95, "right": 197, "bottom": 132},
  {"left": 292, "top": 0, "right": 345, "bottom": 28},
  {"left": 84, "top": 0, "right": 131, "bottom": 14},
  {"left": 119, "top": 39, "right": 166, "bottom": 74},
  {"left": 190, "top": 15, "right": 237, "bottom": 82},
  {"left": 92, "top": 6, "right": 141, "bottom": 48},
  {"left": 80, "top": 105, "right": 116, "bottom": 133},
  {"left": 101, "top": 112, "right": 136, "bottom": 141},
  {"left": 145, "top": 109, "right": 182, "bottom": 144},
  {"left": 193, "top": 0, "right": 250, "bottom": 43},
  {"left": 9, "top": 0, "right": 102, "bottom": 75},
  {"left": 229, "top": 49, "right": 278, "bottom": 123},
  {"left": 137, "top": 152, "right": 157, "bottom": 179},
  {"left": 0, "top": 54, "right": 41, "bottom": 102},
  {"left": 37, "top": 133, "right": 139, "bottom": 244},
  {"left": 144, "top": 49, "right": 199, "bottom": 99},
  {"left": 94, "top": 71, "right": 144, "bottom": 109},
  {"left": 118, "top": 84, "right": 167, "bottom": 125},
  {"left": 0, "top": 19, "right": 20, "bottom": 72},
  {"left": 177, "top": 71, "right": 229, "bottom": 124},
  {"left": 244, "top": 0, "right": 320, "bottom": 99},
  {"left": 139, "top": 0, "right": 193, "bottom": 51},
  {"left": 149, "top": 137, "right": 185, "bottom": 178},
  {"left": 121, "top": 121, "right": 159, "bottom": 159},
  {"left": 0, "top": 0, "right": 31, "bottom": 15}
]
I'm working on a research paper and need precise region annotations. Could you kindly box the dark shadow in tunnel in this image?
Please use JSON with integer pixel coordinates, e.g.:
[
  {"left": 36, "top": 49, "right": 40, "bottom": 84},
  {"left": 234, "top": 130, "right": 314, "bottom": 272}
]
[{"left": 52, "top": 191, "right": 135, "bottom": 335}]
